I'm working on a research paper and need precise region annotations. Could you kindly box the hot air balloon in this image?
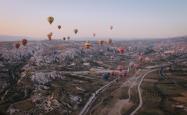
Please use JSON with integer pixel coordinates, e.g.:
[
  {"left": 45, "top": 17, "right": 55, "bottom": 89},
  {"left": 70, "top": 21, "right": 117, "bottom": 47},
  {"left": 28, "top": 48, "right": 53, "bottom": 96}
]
[
  {"left": 110, "top": 25, "right": 113, "bottom": 30},
  {"left": 84, "top": 41, "right": 92, "bottom": 49},
  {"left": 58, "top": 25, "right": 61, "bottom": 29},
  {"left": 108, "top": 39, "right": 112, "bottom": 44},
  {"left": 74, "top": 29, "right": 78, "bottom": 34},
  {"left": 117, "top": 47, "right": 125, "bottom": 54},
  {"left": 48, "top": 35, "right": 52, "bottom": 40},
  {"left": 22, "top": 39, "right": 27, "bottom": 46},
  {"left": 47, "top": 32, "right": 53, "bottom": 40},
  {"left": 63, "top": 37, "right": 66, "bottom": 40},
  {"left": 47, "top": 16, "right": 54, "bottom": 24},
  {"left": 97, "top": 40, "right": 104, "bottom": 45},
  {"left": 67, "top": 36, "right": 70, "bottom": 40},
  {"left": 93, "top": 33, "right": 96, "bottom": 37},
  {"left": 15, "top": 43, "right": 20, "bottom": 49},
  {"left": 49, "top": 32, "right": 53, "bottom": 36}
]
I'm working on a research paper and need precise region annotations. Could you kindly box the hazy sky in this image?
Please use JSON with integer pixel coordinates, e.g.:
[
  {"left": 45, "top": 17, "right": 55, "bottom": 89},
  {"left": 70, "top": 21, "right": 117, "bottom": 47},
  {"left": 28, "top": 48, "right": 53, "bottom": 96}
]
[{"left": 0, "top": 0, "right": 187, "bottom": 40}]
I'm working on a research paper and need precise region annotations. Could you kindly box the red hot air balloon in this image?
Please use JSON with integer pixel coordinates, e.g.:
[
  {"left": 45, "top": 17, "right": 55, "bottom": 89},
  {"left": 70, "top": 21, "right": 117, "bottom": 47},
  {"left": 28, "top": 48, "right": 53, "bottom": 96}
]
[
  {"left": 117, "top": 47, "right": 125, "bottom": 54},
  {"left": 15, "top": 43, "right": 20, "bottom": 49},
  {"left": 22, "top": 39, "right": 27, "bottom": 46}
]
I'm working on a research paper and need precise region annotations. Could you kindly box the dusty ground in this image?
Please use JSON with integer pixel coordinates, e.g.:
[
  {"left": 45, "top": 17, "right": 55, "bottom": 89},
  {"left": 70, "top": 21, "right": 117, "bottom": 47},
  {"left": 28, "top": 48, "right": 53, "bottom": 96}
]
[
  {"left": 89, "top": 69, "right": 146, "bottom": 115},
  {"left": 108, "top": 99, "right": 133, "bottom": 115}
]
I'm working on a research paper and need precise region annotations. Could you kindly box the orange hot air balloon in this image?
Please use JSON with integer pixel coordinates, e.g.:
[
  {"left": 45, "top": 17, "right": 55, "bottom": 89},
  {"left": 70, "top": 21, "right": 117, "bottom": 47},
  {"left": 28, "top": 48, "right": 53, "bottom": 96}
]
[
  {"left": 48, "top": 16, "right": 54, "bottom": 24},
  {"left": 74, "top": 29, "right": 78, "bottom": 34},
  {"left": 58, "top": 25, "right": 61, "bottom": 29},
  {"left": 22, "top": 39, "right": 27, "bottom": 46},
  {"left": 84, "top": 41, "right": 92, "bottom": 49},
  {"left": 15, "top": 43, "right": 20, "bottom": 49},
  {"left": 47, "top": 32, "right": 53, "bottom": 40}
]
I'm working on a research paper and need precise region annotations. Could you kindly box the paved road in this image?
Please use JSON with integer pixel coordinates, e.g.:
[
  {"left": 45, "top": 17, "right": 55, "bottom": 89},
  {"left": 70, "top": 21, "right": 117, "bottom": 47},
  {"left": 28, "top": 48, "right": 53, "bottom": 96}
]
[{"left": 79, "top": 78, "right": 118, "bottom": 115}]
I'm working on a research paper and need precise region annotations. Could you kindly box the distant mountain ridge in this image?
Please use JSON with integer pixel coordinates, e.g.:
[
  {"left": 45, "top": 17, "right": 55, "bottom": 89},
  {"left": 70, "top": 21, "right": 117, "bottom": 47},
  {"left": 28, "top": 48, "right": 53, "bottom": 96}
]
[
  {"left": 0, "top": 34, "right": 187, "bottom": 42},
  {"left": 0, "top": 35, "right": 40, "bottom": 41}
]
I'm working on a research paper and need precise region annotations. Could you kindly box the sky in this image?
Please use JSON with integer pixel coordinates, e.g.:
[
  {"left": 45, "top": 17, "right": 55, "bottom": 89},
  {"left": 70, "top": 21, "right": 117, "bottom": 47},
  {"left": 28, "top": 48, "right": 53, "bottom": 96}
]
[{"left": 0, "top": 0, "right": 187, "bottom": 41}]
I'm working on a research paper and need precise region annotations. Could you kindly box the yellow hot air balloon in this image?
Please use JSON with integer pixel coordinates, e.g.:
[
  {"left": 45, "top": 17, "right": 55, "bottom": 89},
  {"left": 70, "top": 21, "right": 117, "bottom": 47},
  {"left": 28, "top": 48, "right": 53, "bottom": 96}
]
[{"left": 48, "top": 16, "right": 54, "bottom": 24}]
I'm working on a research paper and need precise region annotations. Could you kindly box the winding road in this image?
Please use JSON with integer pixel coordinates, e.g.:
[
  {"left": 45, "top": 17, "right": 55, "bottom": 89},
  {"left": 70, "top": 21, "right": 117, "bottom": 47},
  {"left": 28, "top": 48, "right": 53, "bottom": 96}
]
[{"left": 130, "top": 69, "right": 157, "bottom": 115}]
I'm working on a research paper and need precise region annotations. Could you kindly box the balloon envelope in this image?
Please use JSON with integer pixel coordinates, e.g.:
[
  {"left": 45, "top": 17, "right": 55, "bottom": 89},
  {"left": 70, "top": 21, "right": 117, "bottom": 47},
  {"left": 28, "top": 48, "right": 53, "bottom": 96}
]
[
  {"left": 58, "top": 25, "right": 61, "bottom": 29},
  {"left": 117, "top": 47, "right": 125, "bottom": 54},
  {"left": 48, "top": 16, "right": 54, "bottom": 24},
  {"left": 110, "top": 26, "right": 113, "bottom": 30},
  {"left": 74, "top": 29, "right": 78, "bottom": 34},
  {"left": 48, "top": 35, "right": 52, "bottom": 40},
  {"left": 22, "top": 39, "right": 27, "bottom": 46},
  {"left": 47, "top": 32, "right": 53, "bottom": 40},
  {"left": 84, "top": 42, "right": 92, "bottom": 49},
  {"left": 97, "top": 40, "right": 104, "bottom": 45},
  {"left": 15, "top": 43, "right": 20, "bottom": 49},
  {"left": 108, "top": 39, "right": 112, "bottom": 44}
]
